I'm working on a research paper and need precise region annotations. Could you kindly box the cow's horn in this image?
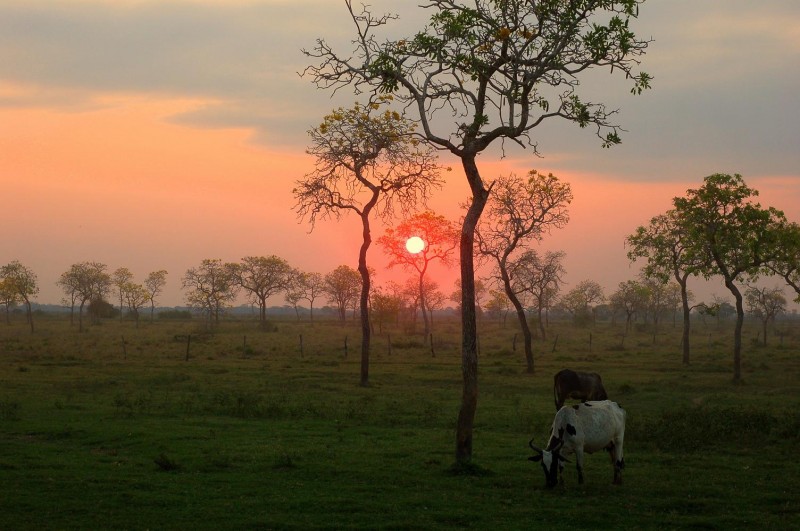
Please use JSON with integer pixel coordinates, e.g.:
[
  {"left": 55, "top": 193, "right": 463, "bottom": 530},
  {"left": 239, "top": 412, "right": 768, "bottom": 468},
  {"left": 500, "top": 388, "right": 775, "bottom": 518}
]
[{"left": 528, "top": 438, "right": 543, "bottom": 454}]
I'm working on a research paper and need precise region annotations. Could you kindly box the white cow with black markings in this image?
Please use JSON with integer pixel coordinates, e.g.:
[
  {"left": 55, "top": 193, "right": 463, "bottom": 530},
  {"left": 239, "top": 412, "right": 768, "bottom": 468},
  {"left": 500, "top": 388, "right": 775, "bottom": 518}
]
[{"left": 528, "top": 400, "right": 626, "bottom": 488}]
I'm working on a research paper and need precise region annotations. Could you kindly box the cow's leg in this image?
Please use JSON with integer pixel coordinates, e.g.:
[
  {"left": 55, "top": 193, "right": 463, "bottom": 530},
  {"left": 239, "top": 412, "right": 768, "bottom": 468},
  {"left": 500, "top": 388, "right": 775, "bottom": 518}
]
[
  {"left": 612, "top": 434, "right": 625, "bottom": 485},
  {"left": 575, "top": 448, "right": 585, "bottom": 484}
]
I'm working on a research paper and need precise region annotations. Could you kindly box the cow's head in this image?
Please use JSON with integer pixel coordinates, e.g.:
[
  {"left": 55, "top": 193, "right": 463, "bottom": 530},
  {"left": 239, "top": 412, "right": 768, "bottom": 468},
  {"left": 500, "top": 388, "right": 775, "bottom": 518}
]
[{"left": 528, "top": 438, "right": 567, "bottom": 488}]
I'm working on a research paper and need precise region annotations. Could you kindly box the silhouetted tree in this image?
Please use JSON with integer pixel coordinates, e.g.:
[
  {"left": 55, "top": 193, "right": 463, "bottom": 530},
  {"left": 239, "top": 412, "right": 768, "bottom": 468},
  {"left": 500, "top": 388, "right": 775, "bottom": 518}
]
[{"left": 295, "top": 99, "right": 442, "bottom": 386}]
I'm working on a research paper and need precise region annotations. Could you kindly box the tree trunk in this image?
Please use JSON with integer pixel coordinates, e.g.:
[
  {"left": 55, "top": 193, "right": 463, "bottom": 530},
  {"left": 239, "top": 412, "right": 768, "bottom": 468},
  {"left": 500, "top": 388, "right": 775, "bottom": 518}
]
[
  {"left": 456, "top": 155, "right": 489, "bottom": 464},
  {"left": 358, "top": 195, "right": 378, "bottom": 387},
  {"left": 728, "top": 280, "right": 744, "bottom": 383},
  {"left": 680, "top": 280, "right": 691, "bottom": 365},
  {"left": 501, "top": 269, "right": 534, "bottom": 373},
  {"left": 419, "top": 270, "right": 430, "bottom": 338},
  {"left": 25, "top": 299, "right": 34, "bottom": 334}
]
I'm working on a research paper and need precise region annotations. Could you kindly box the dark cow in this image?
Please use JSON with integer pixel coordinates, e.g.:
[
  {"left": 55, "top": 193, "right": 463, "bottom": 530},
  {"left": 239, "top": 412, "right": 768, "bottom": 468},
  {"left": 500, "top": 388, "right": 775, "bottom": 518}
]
[
  {"left": 529, "top": 400, "right": 626, "bottom": 488},
  {"left": 553, "top": 369, "right": 608, "bottom": 411}
]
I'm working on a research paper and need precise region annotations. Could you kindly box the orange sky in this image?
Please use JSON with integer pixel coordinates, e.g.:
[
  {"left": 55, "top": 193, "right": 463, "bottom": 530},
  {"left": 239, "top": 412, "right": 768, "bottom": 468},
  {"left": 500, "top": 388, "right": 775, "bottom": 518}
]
[{"left": 1, "top": 1, "right": 799, "bottom": 309}]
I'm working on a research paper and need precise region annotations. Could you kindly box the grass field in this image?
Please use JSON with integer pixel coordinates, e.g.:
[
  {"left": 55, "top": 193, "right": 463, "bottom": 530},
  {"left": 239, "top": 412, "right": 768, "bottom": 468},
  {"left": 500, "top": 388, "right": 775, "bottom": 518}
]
[{"left": 1, "top": 313, "right": 799, "bottom": 530}]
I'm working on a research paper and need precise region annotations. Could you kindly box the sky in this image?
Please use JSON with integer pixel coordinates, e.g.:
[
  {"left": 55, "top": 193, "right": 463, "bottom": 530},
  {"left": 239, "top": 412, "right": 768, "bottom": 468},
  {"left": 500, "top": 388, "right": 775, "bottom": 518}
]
[{"left": 1, "top": 0, "right": 799, "bottom": 309}]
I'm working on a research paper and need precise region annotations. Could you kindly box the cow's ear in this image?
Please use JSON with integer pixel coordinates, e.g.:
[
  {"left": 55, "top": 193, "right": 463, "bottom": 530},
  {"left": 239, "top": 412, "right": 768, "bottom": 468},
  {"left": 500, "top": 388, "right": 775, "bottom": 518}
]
[{"left": 528, "top": 455, "right": 542, "bottom": 462}]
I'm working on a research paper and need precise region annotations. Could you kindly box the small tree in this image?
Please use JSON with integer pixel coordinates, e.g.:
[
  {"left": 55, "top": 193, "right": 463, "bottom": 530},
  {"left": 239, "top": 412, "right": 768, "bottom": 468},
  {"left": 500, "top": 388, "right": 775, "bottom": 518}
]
[
  {"left": 511, "top": 250, "right": 566, "bottom": 340},
  {"left": 673, "top": 173, "right": 787, "bottom": 382},
  {"left": 378, "top": 211, "right": 458, "bottom": 338},
  {"left": 289, "top": 271, "right": 326, "bottom": 322},
  {"left": 123, "top": 282, "right": 149, "bottom": 328},
  {"left": 627, "top": 209, "right": 707, "bottom": 364},
  {"left": 182, "top": 259, "right": 239, "bottom": 328},
  {"left": 370, "top": 285, "right": 404, "bottom": 334},
  {"left": 57, "top": 262, "right": 111, "bottom": 332},
  {"left": 478, "top": 170, "right": 572, "bottom": 373},
  {"left": 295, "top": 99, "right": 442, "bottom": 386},
  {"left": 0, "top": 261, "right": 39, "bottom": 333},
  {"left": 112, "top": 267, "right": 134, "bottom": 323},
  {"left": 745, "top": 285, "right": 786, "bottom": 346},
  {"left": 144, "top": 270, "right": 168, "bottom": 321},
  {"left": 0, "top": 278, "right": 18, "bottom": 324},
  {"left": 560, "top": 279, "right": 604, "bottom": 326},
  {"left": 609, "top": 279, "right": 648, "bottom": 332},
  {"left": 234, "top": 256, "right": 294, "bottom": 329},
  {"left": 323, "top": 265, "right": 362, "bottom": 323}
]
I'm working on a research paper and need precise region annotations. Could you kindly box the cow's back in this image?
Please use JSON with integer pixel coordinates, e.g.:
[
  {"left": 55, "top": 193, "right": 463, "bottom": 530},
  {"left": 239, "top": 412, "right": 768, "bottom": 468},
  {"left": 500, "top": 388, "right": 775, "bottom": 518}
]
[{"left": 570, "top": 400, "right": 625, "bottom": 453}]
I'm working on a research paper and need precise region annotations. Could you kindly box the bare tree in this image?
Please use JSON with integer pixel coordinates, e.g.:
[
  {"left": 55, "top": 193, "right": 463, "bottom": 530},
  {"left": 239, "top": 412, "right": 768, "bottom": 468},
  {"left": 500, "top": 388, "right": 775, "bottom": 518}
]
[
  {"left": 478, "top": 171, "right": 572, "bottom": 373},
  {"left": 303, "top": 0, "right": 651, "bottom": 463},
  {"left": 295, "top": 99, "right": 442, "bottom": 386},
  {"left": 144, "top": 270, "right": 168, "bottom": 321}
]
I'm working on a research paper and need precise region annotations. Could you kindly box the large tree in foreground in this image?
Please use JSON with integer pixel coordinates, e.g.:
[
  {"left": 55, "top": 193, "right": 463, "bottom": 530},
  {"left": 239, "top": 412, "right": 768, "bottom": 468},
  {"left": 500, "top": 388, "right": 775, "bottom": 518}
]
[
  {"left": 303, "top": 0, "right": 651, "bottom": 463},
  {"left": 673, "top": 173, "right": 787, "bottom": 383},
  {"left": 478, "top": 170, "right": 572, "bottom": 374},
  {"left": 295, "top": 98, "right": 442, "bottom": 387}
]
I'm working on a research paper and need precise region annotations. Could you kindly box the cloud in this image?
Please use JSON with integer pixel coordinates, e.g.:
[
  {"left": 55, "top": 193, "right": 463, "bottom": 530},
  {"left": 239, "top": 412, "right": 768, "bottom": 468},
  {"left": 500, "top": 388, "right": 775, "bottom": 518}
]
[{"left": 2, "top": 0, "right": 799, "bottom": 178}]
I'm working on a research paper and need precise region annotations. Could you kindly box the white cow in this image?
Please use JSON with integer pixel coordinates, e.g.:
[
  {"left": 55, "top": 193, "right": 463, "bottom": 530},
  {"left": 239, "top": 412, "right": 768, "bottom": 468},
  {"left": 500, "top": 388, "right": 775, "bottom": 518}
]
[{"left": 529, "top": 400, "right": 626, "bottom": 487}]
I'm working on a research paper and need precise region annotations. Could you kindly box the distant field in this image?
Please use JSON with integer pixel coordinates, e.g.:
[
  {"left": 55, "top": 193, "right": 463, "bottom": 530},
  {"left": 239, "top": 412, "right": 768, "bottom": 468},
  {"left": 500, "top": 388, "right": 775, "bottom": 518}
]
[{"left": 1, "top": 314, "right": 798, "bottom": 529}]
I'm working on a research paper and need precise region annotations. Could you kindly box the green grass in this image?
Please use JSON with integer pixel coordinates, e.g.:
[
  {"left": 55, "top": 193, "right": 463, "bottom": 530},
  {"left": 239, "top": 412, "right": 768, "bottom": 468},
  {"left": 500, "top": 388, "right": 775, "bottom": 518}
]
[{"left": 1, "top": 314, "right": 799, "bottom": 529}]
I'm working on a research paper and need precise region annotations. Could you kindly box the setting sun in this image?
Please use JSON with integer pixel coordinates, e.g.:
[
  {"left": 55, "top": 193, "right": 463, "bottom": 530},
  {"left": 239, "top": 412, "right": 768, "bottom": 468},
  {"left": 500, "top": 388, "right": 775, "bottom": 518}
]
[{"left": 405, "top": 236, "right": 425, "bottom": 254}]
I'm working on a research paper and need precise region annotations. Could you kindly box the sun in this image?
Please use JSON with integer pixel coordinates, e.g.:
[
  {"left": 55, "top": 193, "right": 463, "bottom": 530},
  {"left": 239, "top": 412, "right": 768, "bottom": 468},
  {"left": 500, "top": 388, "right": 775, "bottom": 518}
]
[{"left": 405, "top": 236, "right": 425, "bottom": 254}]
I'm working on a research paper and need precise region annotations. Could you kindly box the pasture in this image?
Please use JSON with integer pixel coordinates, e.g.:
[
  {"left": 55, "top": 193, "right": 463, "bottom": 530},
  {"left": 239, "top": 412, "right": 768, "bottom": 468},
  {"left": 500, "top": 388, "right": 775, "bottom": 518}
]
[{"left": 1, "top": 313, "right": 799, "bottom": 530}]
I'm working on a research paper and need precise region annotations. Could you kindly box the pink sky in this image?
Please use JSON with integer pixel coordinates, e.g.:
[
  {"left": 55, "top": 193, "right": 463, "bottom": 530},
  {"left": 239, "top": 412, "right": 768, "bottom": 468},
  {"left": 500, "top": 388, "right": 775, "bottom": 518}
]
[{"left": 1, "top": 1, "right": 799, "bottom": 308}]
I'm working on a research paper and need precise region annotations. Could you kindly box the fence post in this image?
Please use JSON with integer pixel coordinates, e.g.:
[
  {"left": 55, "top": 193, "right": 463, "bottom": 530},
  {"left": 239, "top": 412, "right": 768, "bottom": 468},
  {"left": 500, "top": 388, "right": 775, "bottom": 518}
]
[
  {"left": 121, "top": 336, "right": 127, "bottom": 360},
  {"left": 387, "top": 334, "right": 392, "bottom": 357},
  {"left": 185, "top": 334, "right": 191, "bottom": 361},
  {"left": 430, "top": 333, "right": 435, "bottom": 358},
  {"left": 299, "top": 333, "right": 304, "bottom": 358},
  {"left": 344, "top": 335, "right": 348, "bottom": 358}
]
